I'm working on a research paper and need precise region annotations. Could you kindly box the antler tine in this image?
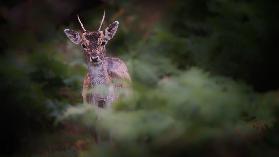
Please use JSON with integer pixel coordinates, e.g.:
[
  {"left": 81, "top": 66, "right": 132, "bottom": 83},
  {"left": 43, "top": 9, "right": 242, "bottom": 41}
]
[
  {"left": 98, "top": 10, "right": 106, "bottom": 31},
  {"left": 77, "top": 15, "right": 86, "bottom": 32}
]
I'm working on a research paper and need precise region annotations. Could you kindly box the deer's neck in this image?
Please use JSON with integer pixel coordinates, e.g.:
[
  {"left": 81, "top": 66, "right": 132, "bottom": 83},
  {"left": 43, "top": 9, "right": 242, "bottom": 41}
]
[{"left": 88, "top": 60, "right": 110, "bottom": 86}]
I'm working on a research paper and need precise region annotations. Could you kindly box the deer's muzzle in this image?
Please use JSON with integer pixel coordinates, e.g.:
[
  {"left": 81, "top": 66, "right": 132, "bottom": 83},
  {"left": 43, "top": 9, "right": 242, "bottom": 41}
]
[{"left": 90, "top": 56, "right": 100, "bottom": 63}]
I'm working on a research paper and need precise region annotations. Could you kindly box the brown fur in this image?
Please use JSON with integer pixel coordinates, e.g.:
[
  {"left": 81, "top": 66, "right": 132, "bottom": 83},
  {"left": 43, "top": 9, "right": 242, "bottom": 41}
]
[{"left": 64, "top": 18, "right": 130, "bottom": 108}]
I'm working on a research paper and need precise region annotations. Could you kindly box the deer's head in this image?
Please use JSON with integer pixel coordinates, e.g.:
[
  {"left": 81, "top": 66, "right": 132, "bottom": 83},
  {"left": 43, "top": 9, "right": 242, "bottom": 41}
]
[{"left": 64, "top": 11, "right": 119, "bottom": 66}]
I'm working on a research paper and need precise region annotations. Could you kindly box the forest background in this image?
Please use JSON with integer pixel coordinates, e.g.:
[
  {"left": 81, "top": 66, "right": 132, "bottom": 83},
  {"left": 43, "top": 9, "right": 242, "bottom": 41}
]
[{"left": 0, "top": 0, "right": 279, "bottom": 156}]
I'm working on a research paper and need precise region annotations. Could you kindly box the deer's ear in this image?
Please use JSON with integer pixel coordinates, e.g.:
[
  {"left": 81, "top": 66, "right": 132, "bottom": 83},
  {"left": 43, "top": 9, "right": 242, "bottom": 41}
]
[
  {"left": 64, "top": 29, "right": 81, "bottom": 44},
  {"left": 104, "top": 21, "right": 119, "bottom": 41}
]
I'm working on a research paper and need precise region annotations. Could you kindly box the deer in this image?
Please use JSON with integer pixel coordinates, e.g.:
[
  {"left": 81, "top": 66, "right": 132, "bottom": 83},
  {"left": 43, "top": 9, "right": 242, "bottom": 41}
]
[{"left": 64, "top": 11, "right": 131, "bottom": 108}]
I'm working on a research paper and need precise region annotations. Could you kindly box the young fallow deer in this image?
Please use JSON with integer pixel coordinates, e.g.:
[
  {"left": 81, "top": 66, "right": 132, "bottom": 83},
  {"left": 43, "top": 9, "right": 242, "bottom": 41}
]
[{"left": 64, "top": 11, "right": 131, "bottom": 108}]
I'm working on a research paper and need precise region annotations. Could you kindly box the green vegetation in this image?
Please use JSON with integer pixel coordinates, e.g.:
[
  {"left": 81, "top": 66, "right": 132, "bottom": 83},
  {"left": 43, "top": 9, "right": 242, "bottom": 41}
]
[{"left": 0, "top": 0, "right": 279, "bottom": 157}]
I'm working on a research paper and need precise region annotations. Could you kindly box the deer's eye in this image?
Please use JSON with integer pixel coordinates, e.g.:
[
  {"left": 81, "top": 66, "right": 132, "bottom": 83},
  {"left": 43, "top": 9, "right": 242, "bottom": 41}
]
[
  {"left": 101, "top": 41, "right": 106, "bottom": 46},
  {"left": 81, "top": 43, "right": 87, "bottom": 48}
]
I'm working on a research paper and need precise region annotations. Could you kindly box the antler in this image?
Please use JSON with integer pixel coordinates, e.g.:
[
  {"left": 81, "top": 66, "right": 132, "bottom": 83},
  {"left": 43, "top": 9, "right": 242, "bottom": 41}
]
[
  {"left": 77, "top": 15, "right": 86, "bottom": 32},
  {"left": 98, "top": 10, "right": 106, "bottom": 31}
]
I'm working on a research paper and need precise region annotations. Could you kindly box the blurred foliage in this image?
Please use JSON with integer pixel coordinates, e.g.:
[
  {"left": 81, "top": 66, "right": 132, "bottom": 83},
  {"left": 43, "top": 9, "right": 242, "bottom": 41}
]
[
  {"left": 165, "top": 0, "right": 279, "bottom": 91},
  {"left": 62, "top": 68, "right": 278, "bottom": 157},
  {"left": 0, "top": 0, "right": 279, "bottom": 157}
]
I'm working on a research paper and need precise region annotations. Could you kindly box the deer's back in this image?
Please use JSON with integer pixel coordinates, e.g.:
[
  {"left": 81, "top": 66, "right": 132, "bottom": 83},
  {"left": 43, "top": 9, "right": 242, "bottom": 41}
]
[{"left": 105, "top": 57, "right": 131, "bottom": 83}]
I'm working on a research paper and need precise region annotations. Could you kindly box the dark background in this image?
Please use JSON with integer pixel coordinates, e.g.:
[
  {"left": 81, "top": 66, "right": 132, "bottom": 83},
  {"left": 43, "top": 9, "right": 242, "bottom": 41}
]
[{"left": 1, "top": 0, "right": 279, "bottom": 156}]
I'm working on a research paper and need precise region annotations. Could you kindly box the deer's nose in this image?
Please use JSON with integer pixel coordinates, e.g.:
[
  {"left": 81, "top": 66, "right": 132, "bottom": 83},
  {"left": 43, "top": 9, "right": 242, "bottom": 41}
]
[{"left": 90, "top": 56, "right": 100, "bottom": 62}]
